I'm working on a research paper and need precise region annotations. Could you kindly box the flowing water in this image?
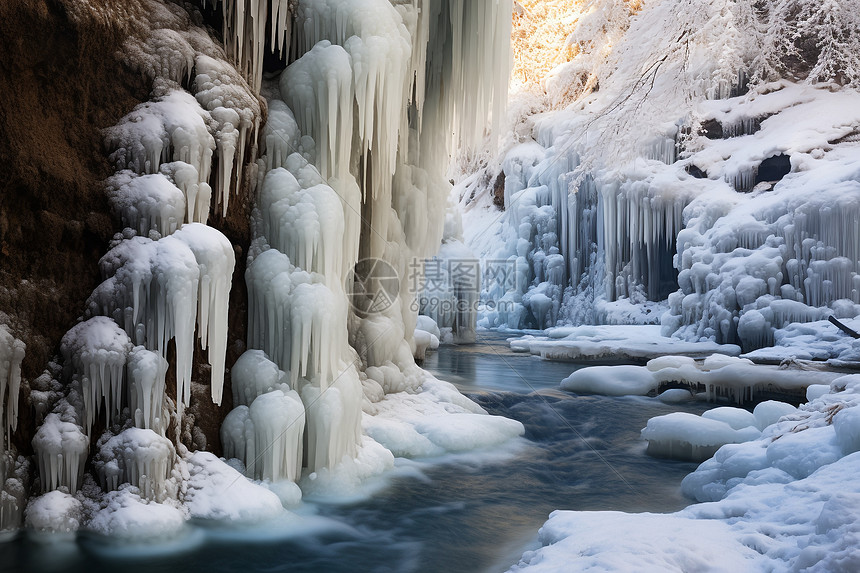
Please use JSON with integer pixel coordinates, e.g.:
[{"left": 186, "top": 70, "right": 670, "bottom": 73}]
[{"left": 2, "top": 332, "right": 713, "bottom": 573}]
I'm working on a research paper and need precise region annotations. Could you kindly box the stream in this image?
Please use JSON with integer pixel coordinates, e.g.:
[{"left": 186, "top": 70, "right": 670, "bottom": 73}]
[{"left": 2, "top": 332, "right": 713, "bottom": 573}]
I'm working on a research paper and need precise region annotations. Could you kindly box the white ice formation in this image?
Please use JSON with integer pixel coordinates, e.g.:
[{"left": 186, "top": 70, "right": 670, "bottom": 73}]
[
  {"left": 60, "top": 317, "right": 131, "bottom": 434},
  {"left": 26, "top": 0, "right": 255, "bottom": 532},
  {"left": 86, "top": 223, "right": 234, "bottom": 411},
  {"left": 463, "top": 0, "right": 860, "bottom": 362},
  {"left": 229, "top": 0, "right": 514, "bottom": 480},
  {"left": 0, "top": 325, "right": 25, "bottom": 448},
  {"left": 23, "top": 0, "right": 519, "bottom": 538},
  {"left": 32, "top": 414, "right": 89, "bottom": 494},
  {"left": 96, "top": 428, "right": 177, "bottom": 501},
  {"left": 560, "top": 352, "right": 843, "bottom": 403},
  {"left": 127, "top": 346, "right": 168, "bottom": 434},
  {"left": 25, "top": 490, "right": 82, "bottom": 535},
  {"left": 221, "top": 351, "right": 305, "bottom": 482}
]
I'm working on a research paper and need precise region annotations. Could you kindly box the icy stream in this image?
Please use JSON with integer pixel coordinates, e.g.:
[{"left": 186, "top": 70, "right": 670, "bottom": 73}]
[{"left": 2, "top": 334, "right": 716, "bottom": 572}]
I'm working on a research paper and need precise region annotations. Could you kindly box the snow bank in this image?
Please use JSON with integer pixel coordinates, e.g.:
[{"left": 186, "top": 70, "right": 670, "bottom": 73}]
[
  {"left": 515, "top": 373, "right": 860, "bottom": 571},
  {"left": 560, "top": 352, "right": 843, "bottom": 403},
  {"left": 561, "top": 365, "right": 657, "bottom": 396},
  {"left": 363, "top": 376, "right": 524, "bottom": 459},
  {"left": 510, "top": 511, "right": 766, "bottom": 572},
  {"left": 641, "top": 411, "right": 761, "bottom": 462},
  {"left": 510, "top": 325, "right": 740, "bottom": 362}
]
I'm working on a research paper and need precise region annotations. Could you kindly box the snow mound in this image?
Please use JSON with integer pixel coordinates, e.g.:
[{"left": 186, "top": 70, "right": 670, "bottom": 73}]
[
  {"left": 25, "top": 491, "right": 82, "bottom": 535},
  {"left": 641, "top": 412, "right": 761, "bottom": 462},
  {"left": 363, "top": 376, "right": 525, "bottom": 458},
  {"left": 183, "top": 452, "right": 286, "bottom": 523},
  {"left": 87, "top": 488, "right": 185, "bottom": 541}
]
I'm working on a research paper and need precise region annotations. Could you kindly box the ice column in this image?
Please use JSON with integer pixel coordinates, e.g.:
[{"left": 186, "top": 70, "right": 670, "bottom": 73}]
[
  {"left": 221, "top": 350, "right": 305, "bottom": 482},
  {"left": 95, "top": 428, "right": 176, "bottom": 501},
  {"left": 127, "top": 346, "right": 168, "bottom": 434},
  {"left": 0, "top": 325, "right": 25, "bottom": 448},
  {"left": 32, "top": 414, "right": 89, "bottom": 494},
  {"left": 60, "top": 317, "right": 131, "bottom": 434}
]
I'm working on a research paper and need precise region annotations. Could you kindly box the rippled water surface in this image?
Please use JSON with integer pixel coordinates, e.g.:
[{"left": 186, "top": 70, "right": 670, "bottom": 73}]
[{"left": 2, "top": 332, "right": 712, "bottom": 573}]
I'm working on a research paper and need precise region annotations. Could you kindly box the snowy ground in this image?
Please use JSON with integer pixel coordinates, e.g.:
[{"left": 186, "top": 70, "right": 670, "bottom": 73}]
[
  {"left": 510, "top": 374, "right": 860, "bottom": 572},
  {"left": 496, "top": 320, "right": 860, "bottom": 570}
]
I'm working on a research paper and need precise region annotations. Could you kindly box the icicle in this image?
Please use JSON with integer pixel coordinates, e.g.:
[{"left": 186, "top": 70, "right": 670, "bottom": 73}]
[
  {"left": 95, "top": 428, "right": 175, "bottom": 501},
  {"left": 173, "top": 224, "right": 235, "bottom": 405},
  {"left": 249, "top": 390, "right": 305, "bottom": 482},
  {"left": 127, "top": 346, "right": 168, "bottom": 434},
  {"left": 105, "top": 170, "right": 185, "bottom": 237},
  {"left": 160, "top": 162, "right": 211, "bottom": 224},
  {"left": 301, "top": 366, "right": 362, "bottom": 471},
  {"left": 32, "top": 414, "right": 89, "bottom": 494},
  {"left": 0, "top": 325, "right": 25, "bottom": 448},
  {"left": 231, "top": 350, "right": 287, "bottom": 407},
  {"left": 60, "top": 317, "right": 131, "bottom": 434}
]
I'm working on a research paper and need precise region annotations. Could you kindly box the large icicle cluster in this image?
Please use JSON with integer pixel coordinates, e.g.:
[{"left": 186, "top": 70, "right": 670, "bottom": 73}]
[
  {"left": 465, "top": 0, "right": 860, "bottom": 355},
  {"left": 474, "top": 143, "right": 700, "bottom": 329},
  {"left": 216, "top": 0, "right": 514, "bottom": 483},
  {"left": 24, "top": 0, "right": 257, "bottom": 537},
  {"left": 111, "top": 0, "right": 263, "bottom": 219}
]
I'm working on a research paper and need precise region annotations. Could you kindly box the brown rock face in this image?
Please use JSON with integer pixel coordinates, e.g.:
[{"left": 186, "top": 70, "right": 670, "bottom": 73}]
[
  {"left": 0, "top": 0, "right": 151, "bottom": 452},
  {"left": 0, "top": 0, "right": 253, "bottom": 456}
]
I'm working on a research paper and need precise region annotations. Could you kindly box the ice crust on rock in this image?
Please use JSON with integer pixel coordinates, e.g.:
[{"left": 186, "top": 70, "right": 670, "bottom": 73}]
[
  {"left": 105, "top": 89, "right": 215, "bottom": 196},
  {"left": 193, "top": 54, "right": 261, "bottom": 213}
]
